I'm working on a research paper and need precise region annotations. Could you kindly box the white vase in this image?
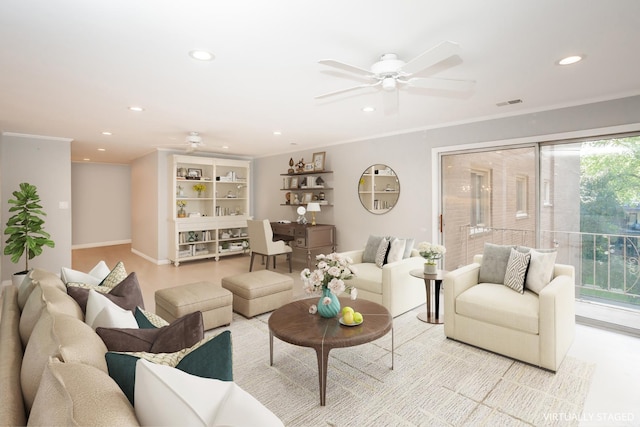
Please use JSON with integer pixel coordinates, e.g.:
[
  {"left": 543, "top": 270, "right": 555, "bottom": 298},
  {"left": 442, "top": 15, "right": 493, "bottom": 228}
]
[{"left": 424, "top": 263, "right": 437, "bottom": 275}]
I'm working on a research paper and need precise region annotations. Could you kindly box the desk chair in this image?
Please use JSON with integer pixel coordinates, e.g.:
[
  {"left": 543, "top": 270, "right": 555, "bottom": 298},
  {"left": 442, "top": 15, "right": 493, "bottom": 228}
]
[{"left": 247, "top": 219, "right": 292, "bottom": 272}]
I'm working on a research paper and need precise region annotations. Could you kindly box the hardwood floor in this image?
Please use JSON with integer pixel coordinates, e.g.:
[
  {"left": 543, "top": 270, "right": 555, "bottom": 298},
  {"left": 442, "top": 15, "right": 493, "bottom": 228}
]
[{"left": 72, "top": 244, "right": 306, "bottom": 311}]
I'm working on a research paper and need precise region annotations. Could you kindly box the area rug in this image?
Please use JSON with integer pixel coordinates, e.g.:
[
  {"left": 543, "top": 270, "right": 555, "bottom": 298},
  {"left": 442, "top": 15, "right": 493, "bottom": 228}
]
[{"left": 209, "top": 307, "right": 594, "bottom": 427}]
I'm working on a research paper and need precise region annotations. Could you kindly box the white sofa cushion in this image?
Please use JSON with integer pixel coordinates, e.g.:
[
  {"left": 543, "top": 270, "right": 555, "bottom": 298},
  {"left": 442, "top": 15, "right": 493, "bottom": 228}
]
[
  {"left": 387, "top": 238, "right": 406, "bottom": 264},
  {"left": 347, "top": 263, "right": 383, "bottom": 294},
  {"left": 85, "top": 290, "right": 138, "bottom": 330},
  {"left": 455, "top": 283, "right": 539, "bottom": 334},
  {"left": 61, "top": 260, "right": 111, "bottom": 285},
  {"left": 134, "top": 359, "right": 283, "bottom": 427}
]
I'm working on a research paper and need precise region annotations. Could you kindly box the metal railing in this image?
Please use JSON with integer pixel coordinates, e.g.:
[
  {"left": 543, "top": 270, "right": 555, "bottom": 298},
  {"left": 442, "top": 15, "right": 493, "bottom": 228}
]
[{"left": 459, "top": 226, "right": 640, "bottom": 309}]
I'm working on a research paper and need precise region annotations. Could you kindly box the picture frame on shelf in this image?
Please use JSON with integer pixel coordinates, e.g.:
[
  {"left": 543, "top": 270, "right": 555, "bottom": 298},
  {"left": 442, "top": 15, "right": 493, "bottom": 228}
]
[
  {"left": 187, "top": 168, "right": 202, "bottom": 179},
  {"left": 304, "top": 163, "right": 315, "bottom": 172},
  {"left": 290, "top": 177, "right": 299, "bottom": 188},
  {"left": 302, "top": 192, "right": 313, "bottom": 204},
  {"left": 312, "top": 151, "right": 326, "bottom": 171}
]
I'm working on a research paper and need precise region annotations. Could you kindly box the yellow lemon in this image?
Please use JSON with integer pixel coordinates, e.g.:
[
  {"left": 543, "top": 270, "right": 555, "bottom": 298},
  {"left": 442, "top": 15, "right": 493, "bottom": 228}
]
[
  {"left": 343, "top": 311, "right": 354, "bottom": 324},
  {"left": 353, "top": 312, "right": 363, "bottom": 323},
  {"left": 342, "top": 306, "right": 354, "bottom": 317}
]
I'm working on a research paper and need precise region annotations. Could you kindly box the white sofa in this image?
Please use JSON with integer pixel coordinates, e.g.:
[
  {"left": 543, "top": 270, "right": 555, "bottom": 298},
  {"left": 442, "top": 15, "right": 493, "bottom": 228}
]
[
  {"left": 338, "top": 247, "right": 426, "bottom": 317},
  {"left": 444, "top": 253, "right": 575, "bottom": 371}
]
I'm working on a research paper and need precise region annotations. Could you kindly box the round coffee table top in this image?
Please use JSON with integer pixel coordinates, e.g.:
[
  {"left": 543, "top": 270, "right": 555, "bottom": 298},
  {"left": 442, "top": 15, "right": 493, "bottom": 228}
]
[{"left": 269, "top": 297, "right": 392, "bottom": 350}]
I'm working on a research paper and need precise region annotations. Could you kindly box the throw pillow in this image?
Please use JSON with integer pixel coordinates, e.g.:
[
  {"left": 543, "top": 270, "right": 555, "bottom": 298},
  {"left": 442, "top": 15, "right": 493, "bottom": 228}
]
[
  {"left": 386, "top": 238, "right": 406, "bottom": 264},
  {"left": 85, "top": 290, "right": 138, "bottom": 330},
  {"left": 135, "top": 306, "right": 169, "bottom": 329},
  {"left": 60, "top": 260, "right": 111, "bottom": 286},
  {"left": 503, "top": 248, "right": 531, "bottom": 293},
  {"left": 401, "top": 238, "right": 415, "bottom": 259},
  {"left": 67, "top": 271, "right": 145, "bottom": 313},
  {"left": 100, "top": 261, "right": 128, "bottom": 288},
  {"left": 478, "top": 243, "right": 516, "bottom": 284},
  {"left": 134, "top": 359, "right": 283, "bottom": 427},
  {"left": 363, "top": 235, "right": 386, "bottom": 263},
  {"left": 105, "top": 330, "right": 232, "bottom": 405},
  {"left": 375, "top": 237, "right": 390, "bottom": 268},
  {"left": 525, "top": 249, "right": 558, "bottom": 294},
  {"left": 29, "top": 359, "right": 138, "bottom": 427},
  {"left": 96, "top": 311, "right": 204, "bottom": 353}
]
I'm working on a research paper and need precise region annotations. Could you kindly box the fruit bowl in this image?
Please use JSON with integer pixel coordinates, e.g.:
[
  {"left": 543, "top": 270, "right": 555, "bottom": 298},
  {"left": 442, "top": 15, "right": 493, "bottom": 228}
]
[{"left": 339, "top": 316, "right": 363, "bottom": 326}]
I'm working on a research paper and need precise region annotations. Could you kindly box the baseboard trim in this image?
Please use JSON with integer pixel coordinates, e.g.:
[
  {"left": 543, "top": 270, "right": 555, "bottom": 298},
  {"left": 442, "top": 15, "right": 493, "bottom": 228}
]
[
  {"left": 130, "top": 248, "right": 171, "bottom": 265},
  {"left": 576, "top": 315, "right": 640, "bottom": 338},
  {"left": 72, "top": 240, "right": 131, "bottom": 250}
]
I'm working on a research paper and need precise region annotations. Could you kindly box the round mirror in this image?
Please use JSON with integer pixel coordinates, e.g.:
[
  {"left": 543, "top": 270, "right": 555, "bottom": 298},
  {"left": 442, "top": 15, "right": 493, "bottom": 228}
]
[{"left": 358, "top": 164, "right": 400, "bottom": 214}]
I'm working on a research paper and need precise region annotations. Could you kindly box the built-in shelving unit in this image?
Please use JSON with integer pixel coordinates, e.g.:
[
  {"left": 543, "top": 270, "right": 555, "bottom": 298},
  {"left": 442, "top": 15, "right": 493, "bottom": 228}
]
[{"left": 169, "top": 155, "right": 250, "bottom": 266}]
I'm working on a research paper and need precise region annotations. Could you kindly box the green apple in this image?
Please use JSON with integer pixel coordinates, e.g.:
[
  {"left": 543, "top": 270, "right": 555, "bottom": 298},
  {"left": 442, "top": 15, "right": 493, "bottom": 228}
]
[
  {"left": 353, "top": 312, "right": 363, "bottom": 323},
  {"left": 342, "top": 306, "right": 354, "bottom": 317}
]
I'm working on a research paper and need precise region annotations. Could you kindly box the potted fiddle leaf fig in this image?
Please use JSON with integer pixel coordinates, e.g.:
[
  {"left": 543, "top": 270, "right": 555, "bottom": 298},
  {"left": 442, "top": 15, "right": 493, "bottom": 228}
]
[{"left": 4, "top": 182, "right": 55, "bottom": 285}]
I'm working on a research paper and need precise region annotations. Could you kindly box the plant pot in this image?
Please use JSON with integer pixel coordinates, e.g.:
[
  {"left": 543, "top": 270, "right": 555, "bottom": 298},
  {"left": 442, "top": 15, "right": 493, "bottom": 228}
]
[
  {"left": 12, "top": 270, "right": 29, "bottom": 288},
  {"left": 424, "top": 263, "right": 437, "bottom": 275}
]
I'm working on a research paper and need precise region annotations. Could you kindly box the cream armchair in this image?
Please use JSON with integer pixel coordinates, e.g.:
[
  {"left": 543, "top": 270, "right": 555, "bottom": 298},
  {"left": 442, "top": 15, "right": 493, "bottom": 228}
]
[
  {"left": 247, "top": 219, "right": 292, "bottom": 272},
  {"left": 444, "top": 254, "right": 575, "bottom": 371},
  {"left": 338, "top": 248, "right": 425, "bottom": 317}
]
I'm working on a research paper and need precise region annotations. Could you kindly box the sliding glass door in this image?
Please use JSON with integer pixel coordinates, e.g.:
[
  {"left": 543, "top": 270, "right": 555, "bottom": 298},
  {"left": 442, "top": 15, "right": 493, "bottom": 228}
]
[{"left": 440, "top": 135, "right": 640, "bottom": 313}]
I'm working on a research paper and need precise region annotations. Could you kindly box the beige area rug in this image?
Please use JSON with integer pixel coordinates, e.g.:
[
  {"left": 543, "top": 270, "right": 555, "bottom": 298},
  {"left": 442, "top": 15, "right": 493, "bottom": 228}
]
[{"left": 210, "top": 307, "right": 594, "bottom": 427}]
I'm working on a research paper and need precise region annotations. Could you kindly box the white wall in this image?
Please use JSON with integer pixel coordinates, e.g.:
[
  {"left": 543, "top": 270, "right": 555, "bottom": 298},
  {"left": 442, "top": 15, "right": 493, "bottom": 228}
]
[
  {"left": 131, "top": 151, "right": 161, "bottom": 262},
  {"left": 253, "top": 95, "right": 640, "bottom": 252},
  {"left": 71, "top": 162, "right": 131, "bottom": 247},
  {"left": 1, "top": 133, "right": 72, "bottom": 280}
]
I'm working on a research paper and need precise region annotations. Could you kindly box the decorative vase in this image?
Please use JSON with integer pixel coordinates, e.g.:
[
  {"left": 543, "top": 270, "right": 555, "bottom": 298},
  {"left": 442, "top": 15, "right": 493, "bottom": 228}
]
[
  {"left": 424, "top": 263, "right": 437, "bottom": 275},
  {"left": 178, "top": 208, "right": 186, "bottom": 218},
  {"left": 317, "top": 287, "right": 340, "bottom": 318}
]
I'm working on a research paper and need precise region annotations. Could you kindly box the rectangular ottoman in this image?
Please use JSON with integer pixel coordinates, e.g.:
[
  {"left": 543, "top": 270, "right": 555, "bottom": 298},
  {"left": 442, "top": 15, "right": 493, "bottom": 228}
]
[
  {"left": 221, "top": 270, "right": 294, "bottom": 318},
  {"left": 155, "top": 281, "right": 232, "bottom": 331}
]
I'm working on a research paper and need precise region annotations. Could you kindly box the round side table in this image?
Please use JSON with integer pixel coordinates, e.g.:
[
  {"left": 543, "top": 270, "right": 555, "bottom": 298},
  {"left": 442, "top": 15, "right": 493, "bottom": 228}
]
[{"left": 409, "top": 269, "right": 447, "bottom": 324}]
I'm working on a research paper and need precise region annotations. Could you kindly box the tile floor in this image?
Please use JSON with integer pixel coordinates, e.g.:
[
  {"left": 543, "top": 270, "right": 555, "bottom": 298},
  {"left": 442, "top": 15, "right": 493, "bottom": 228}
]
[{"left": 72, "top": 244, "right": 640, "bottom": 426}]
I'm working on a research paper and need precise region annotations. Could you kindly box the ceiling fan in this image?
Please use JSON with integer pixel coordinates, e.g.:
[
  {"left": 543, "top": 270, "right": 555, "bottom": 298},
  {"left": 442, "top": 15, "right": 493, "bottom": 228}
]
[
  {"left": 315, "top": 41, "right": 474, "bottom": 112},
  {"left": 157, "top": 132, "right": 214, "bottom": 153}
]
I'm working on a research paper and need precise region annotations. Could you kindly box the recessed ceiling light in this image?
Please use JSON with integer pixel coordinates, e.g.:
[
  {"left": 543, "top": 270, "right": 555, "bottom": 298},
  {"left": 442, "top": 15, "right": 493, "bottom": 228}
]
[
  {"left": 221, "top": 145, "right": 229, "bottom": 150},
  {"left": 362, "top": 106, "right": 375, "bottom": 113},
  {"left": 273, "top": 131, "right": 282, "bottom": 136},
  {"left": 128, "top": 106, "right": 144, "bottom": 112},
  {"left": 101, "top": 131, "right": 112, "bottom": 136},
  {"left": 557, "top": 55, "right": 583, "bottom": 66},
  {"left": 83, "top": 158, "right": 90, "bottom": 161},
  {"left": 189, "top": 50, "right": 215, "bottom": 61},
  {"left": 98, "top": 148, "right": 106, "bottom": 151}
]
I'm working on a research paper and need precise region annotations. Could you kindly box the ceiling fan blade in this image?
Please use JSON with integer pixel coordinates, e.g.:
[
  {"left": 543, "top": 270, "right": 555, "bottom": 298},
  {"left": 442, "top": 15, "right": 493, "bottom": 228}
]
[
  {"left": 314, "top": 81, "right": 381, "bottom": 99},
  {"left": 405, "top": 76, "right": 475, "bottom": 91},
  {"left": 318, "top": 59, "right": 374, "bottom": 78},
  {"left": 401, "top": 41, "right": 460, "bottom": 76}
]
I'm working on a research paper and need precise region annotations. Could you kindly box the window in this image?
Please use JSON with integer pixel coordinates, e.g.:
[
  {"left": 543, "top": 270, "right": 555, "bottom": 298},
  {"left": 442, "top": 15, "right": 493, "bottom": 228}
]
[
  {"left": 516, "top": 175, "right": 528, "bottom": 218},
  {"left": 543, "top": 179, "right": 552, "bottom": 207},
  {"left": 470, "top": 169, "right": 491, "bottom": 229}
]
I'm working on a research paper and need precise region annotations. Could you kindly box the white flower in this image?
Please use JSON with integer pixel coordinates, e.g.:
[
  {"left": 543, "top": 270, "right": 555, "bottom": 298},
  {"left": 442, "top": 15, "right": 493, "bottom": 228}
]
[
  {"left": 350, "top": 288, "right": 358, "bottom": 300},
  {"left": 322, "top": 296, "right": 332, "bottom": 305},
  {"left": 309, "top": 304, "right": 317, "bottom": 314},
  {"left": 301, "top": 252, "right": 356, "bottom": 298}
]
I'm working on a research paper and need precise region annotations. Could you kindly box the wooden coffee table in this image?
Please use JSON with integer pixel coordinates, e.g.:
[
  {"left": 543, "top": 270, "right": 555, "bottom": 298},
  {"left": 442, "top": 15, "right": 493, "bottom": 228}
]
[{"left": 269, "top": 297, "right": 393, "bottom": 406}]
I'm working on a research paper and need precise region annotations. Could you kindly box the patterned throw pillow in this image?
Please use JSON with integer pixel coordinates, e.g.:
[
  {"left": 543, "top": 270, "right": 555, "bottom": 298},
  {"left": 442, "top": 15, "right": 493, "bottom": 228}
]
[
  {"left": 503, "top": 248, "right": 531, "bottom": 293},
  {"left": 375, "top": 238, "right": 390, "bottom": 268},
  {"left": 135, "top": 307, "right": 170, "bottom": 328},
  {"left": 105, "top": 331, "right": 232, "bottom": 405},
  {"left": 100, "top": 261, "right": 128, "bottom": 288}
]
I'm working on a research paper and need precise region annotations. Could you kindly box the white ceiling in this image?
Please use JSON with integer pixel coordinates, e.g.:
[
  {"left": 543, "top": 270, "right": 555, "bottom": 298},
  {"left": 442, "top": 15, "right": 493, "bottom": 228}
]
[{"left": 1, "top": 1, "right": 639, "bottom": 164}]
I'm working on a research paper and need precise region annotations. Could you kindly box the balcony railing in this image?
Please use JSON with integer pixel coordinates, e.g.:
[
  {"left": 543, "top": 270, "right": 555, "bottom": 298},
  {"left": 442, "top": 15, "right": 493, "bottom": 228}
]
[{"left": 458, "top": 226, "right": 640, "bottom": 311}]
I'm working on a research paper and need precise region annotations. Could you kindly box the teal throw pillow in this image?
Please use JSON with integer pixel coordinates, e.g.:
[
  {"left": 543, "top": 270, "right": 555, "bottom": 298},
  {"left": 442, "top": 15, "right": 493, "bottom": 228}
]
[{"left": 105, "top": 330, "right": 233, "bottom": 405}]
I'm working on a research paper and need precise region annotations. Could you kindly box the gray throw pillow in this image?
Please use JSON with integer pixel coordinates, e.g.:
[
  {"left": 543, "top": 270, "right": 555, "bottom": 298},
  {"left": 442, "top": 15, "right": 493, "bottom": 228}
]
[
  {"left": 503, "top": 248, "right": 531, "bottom": 293},
  {"left": 363, "top": 235, "right": 385, "bottom": 263},
  {"left": 375, "top": 238, "right": 390, "bottom": 268},
  {"left": 478, "top": 243, "right": 516, "bottom": 284}
]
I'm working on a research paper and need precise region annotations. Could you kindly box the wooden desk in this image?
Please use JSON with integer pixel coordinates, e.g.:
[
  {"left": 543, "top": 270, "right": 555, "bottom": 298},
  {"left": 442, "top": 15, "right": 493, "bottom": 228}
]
[{"left": 271, "top": 222, "right": 336, "bottom": 268}]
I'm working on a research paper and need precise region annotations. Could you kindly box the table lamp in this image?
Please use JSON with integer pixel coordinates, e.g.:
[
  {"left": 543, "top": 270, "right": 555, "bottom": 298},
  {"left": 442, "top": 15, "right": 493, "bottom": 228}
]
[{"left": 306, "top": 202, "right": 321, "bottom": 226}]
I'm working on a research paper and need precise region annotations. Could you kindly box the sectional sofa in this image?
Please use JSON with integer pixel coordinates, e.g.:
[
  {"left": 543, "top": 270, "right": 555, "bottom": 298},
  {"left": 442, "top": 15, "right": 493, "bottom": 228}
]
[{"left": 0, "top": 268, "right": 282, "bottom": 426}]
